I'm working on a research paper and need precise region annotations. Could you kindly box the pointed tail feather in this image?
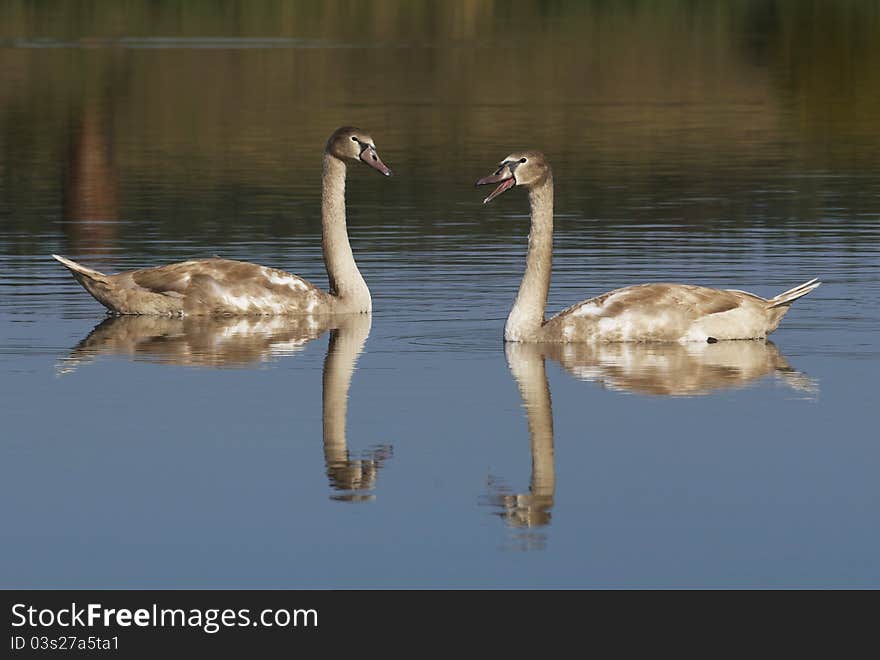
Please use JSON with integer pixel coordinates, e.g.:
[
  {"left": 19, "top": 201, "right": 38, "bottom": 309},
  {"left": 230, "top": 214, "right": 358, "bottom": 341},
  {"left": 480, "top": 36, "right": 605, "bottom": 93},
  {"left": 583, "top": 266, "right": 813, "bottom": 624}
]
[
  {"left": 52, "top": 254, "right": 111, "bottom": 285},
  {"left": 52, "top": 254, "right": 124, "bottom": 313},
  {"left": 766, "top": 278, "right": 821, "bottom": 309}
]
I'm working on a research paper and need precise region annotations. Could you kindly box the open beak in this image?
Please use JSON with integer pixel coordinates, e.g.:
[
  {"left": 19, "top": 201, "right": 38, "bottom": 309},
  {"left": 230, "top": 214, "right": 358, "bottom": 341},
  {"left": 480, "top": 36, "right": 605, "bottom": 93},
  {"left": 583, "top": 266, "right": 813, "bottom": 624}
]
[
  {"left": 360, "top": 146, "right": 393, "bottom": 177},
  {"left": 475, "top": 165, "right": 515, "bottom": 203}
]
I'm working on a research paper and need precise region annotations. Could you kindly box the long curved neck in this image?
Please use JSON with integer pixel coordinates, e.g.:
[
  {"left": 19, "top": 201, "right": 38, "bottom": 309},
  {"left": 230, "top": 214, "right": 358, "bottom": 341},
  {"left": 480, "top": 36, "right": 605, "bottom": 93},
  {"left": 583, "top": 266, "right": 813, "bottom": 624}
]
[
  {"left": 322, "top": 154, "right": 371, "bottom": 312},
  {"left": 505, "top": 174, "right": 554, "bottom": 341}
]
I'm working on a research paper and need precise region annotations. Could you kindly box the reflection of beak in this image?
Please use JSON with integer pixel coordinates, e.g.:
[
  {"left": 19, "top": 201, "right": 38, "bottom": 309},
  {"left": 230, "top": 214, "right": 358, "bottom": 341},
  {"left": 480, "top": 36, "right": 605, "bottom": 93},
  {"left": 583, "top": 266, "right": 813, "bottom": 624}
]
[
  {"left": 359, "top": 146, "right": 393, "bottom": 177},
  {"left": 475, "top": 166, "right": 515, "bottom": 203}
]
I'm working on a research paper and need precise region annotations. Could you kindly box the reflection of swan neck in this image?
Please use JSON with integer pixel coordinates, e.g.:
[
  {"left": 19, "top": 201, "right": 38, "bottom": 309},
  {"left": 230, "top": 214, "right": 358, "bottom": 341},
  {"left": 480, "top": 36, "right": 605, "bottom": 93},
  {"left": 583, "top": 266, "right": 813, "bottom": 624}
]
[
  {"left": 322, "top": 154, "right": 370, "bottom": 310},
  {"left": 504, "top": 344, "right": 556, "bottom": 525},
  {"left": 506, "top": 174, "right": 553, "bottom": 341},
  {"left": 322, "top": 315, "right": 371, "bottom": 454},
  {"left": 322, "top": 314, "right": 380, "bottom": 497}
]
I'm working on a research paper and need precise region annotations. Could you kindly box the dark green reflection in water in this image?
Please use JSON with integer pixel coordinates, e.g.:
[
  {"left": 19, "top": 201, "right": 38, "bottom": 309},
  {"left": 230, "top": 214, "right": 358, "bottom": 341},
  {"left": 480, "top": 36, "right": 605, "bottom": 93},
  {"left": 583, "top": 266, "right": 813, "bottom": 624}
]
[{"left": 2, "top": 0, "right": 879, "bottom": 256}]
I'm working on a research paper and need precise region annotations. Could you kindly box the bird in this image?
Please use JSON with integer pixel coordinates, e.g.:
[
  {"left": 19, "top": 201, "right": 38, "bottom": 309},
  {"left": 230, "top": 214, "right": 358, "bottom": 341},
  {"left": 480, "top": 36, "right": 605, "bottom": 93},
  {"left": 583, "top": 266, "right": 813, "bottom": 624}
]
[
  {"left": 476, "top": 151, "right": 820, "bottom": 343},
  {"left": 52, "top": 126, "right": 392, "bottom": 316}
]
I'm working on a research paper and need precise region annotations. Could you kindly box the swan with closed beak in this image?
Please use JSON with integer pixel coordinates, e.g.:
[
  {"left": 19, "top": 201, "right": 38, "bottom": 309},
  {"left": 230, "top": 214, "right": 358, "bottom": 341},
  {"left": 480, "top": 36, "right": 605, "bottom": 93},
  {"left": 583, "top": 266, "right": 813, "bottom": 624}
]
[
  {"left": 476, "top": 151, "right": 821, "bottom": 343},
  {"left": 53, "top": 126, "right": 392, "bottom": 316}
]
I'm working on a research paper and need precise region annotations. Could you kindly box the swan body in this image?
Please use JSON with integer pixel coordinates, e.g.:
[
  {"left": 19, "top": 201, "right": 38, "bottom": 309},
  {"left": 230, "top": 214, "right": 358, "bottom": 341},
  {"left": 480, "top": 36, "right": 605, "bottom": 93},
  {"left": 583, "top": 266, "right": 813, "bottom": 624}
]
[
  {"left": 540, "top": 280, "right": 820, "bottom": 344},
  {"left": 51, "top": 255, "right": 334, "bottom": 316},
  {"left": 476, "top": 151, "right": 820, "bottom": 343},
  {"left": 53, "top": 126, "right": 392, "bottom": 316}
]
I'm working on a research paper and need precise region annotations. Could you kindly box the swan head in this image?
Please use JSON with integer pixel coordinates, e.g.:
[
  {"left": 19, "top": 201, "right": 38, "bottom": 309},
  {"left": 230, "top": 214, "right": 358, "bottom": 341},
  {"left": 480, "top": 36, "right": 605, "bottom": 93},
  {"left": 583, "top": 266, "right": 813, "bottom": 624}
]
[
  {"left": 326, "top": 126, "right": 393, "bottom": 176},
  {"left": 475, "top": 151, "right": 550, "bottom": 203}
]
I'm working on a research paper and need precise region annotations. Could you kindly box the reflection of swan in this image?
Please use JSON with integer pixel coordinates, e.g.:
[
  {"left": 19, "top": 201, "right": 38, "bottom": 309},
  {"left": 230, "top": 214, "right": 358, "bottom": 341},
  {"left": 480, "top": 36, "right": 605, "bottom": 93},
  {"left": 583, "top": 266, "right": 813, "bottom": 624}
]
[
  {"left": 476, "top": 151, "right": 820, "bottom": 342},
  {"left": 52, "top": 126, "right": 392, "bottom": 316},
  {"left": 485, "top": 343, "right": 556, "bottom": 548},
  {"left": 321, "top": 314, "right": 392, "bottom": 502},
  {"left": 58, "top": 314, "right": 392, "bottom": 501},
  {"left": 58, "top": 314, "right": 331, "bottom": 371},
  {"left": 487, "top": 338, "right": 815, "bottom": 548},
  {"left": 546, "top": 340, "right": 817, "bottom": 396}
]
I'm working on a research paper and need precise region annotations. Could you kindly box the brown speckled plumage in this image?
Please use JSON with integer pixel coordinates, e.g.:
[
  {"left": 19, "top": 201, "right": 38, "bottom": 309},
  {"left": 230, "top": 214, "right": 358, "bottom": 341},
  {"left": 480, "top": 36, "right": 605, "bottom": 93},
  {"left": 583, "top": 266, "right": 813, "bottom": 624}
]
[
  {"left": 476, "top": 151, "right": 821, "bottom": 343},
  {"left": 53, "top": 126, "right": 391, "bottom": 316}
]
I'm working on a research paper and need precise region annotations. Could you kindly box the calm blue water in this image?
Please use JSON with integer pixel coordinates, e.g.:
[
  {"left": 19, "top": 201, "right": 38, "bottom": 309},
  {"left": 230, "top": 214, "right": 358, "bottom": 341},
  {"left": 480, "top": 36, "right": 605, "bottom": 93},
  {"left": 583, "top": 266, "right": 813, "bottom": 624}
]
[{"left": 2, "top": 2, "right": 879, "bottom": 588}]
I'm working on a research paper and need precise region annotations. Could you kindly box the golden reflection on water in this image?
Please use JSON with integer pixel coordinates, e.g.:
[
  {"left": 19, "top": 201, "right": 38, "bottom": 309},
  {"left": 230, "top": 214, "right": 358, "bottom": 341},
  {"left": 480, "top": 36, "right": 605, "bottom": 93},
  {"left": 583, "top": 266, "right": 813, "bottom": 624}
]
[
  {"left": 58, "top": 313, "right": 391, "bottom": 502},
  {"left": 61, "top": 100, "right": 119, "bottom": 259},
  {"left": 488, "top": 339, "right": 815, "bottom": 549},
  {"left": 2, "top": 1, "right": 880, "bottom": 241}
]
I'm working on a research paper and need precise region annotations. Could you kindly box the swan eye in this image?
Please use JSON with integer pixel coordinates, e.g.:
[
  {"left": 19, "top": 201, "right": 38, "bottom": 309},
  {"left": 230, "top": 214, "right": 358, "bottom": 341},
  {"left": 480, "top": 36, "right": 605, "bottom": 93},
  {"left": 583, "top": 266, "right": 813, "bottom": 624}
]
[
  {"left": 520, "top": 158, "right": 527, "bottom": 163},
  {"left": 351, "top": 136, "right": 358, "bottom": 142}
]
